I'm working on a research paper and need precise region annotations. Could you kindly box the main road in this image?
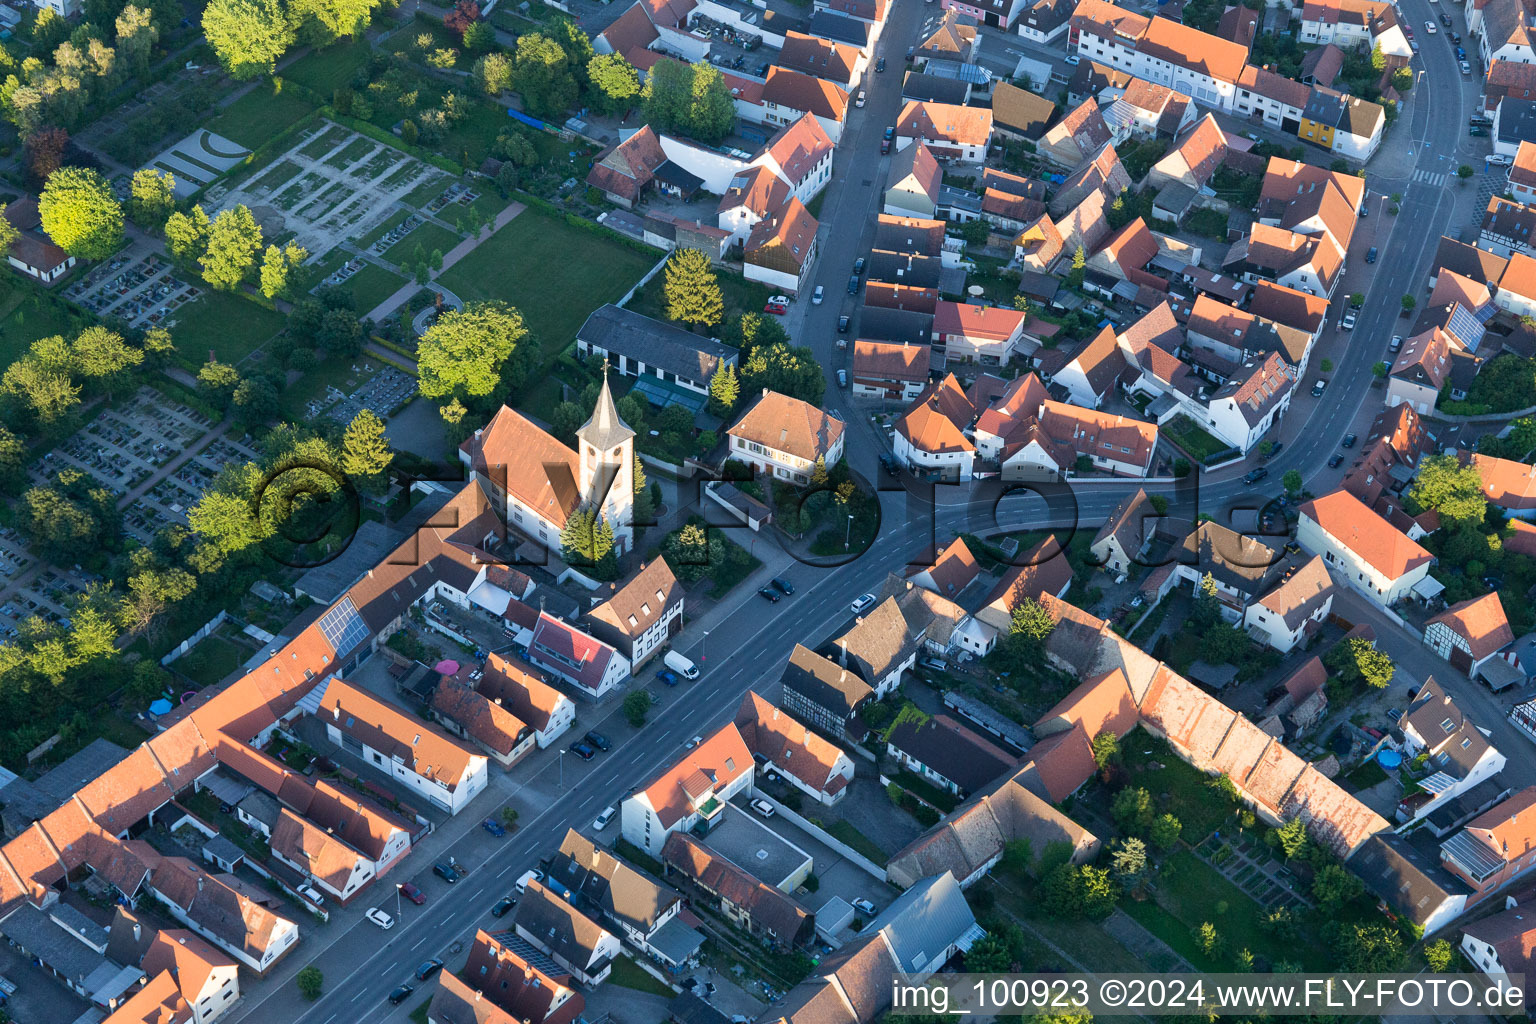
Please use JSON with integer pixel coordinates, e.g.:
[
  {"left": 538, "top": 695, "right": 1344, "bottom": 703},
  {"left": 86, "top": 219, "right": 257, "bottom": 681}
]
[{"left": 230, "top": 8, "right": 1501, "bottom": 1024}]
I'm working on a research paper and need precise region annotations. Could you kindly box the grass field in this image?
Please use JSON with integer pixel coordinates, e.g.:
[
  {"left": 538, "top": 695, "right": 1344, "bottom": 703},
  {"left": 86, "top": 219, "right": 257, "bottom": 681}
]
[
  {"left": 283, "top": 37, "right": 373, "bottom": 96},
  {"left": 1121, "top": 729, "right": 1235, "bottom": 843},
  {"left": 174, "top": 291, "right": 288, "bottom": 364},
  {"left": 208, "top": 81, "right": 319, "bottom": 150},
  {"left": 342, "top": 263, "right": 410, "bottom": 312},
  {"left": 439, "top": 209, "right": 656, "bottom": 364},
  {"left": 176, "top": 635, "right": 250, "bottom": 688},
  {"left": 382, "top": 221, "right": 463, "bottom": 266},
  {"left": 0, "top": 279, "right": 87, "bottom": 365},
  {"left": 607, "top": 956, "right": 675, "bottom": 997}
]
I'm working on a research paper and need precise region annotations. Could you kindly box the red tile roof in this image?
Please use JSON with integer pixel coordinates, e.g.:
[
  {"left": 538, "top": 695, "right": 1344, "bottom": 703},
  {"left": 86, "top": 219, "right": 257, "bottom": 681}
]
[
  {"left": 1427, "top": 592, "right": 1515, "bottom": 662},
  {"left": 762, "top": 67, "right": 849, "bottom": 122},
  {"left": 896, "top": 100, "right": 994, "bottom": 147},
  {"left": 1299, "top": 489, "right": 1432, "bottom": 581},
  {"left": 1472, "top": 453, "right": 1536, "bottom": 510},
  {"left": 638, "top": 723, "right": 753, "bottom": 829},
  {"left": 319, "top": 679, "right": 484, "bottom": 790}
]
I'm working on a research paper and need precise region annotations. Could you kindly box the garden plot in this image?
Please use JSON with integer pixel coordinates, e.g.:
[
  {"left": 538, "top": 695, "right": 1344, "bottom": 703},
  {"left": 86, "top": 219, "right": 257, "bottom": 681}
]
[
  {"left": 145, "top": 130, "right": 252, "bottom": 198},
  {"left": 213, "top": 120, "right": 451, "bottom": 264},
  {"left": 64, "top": 249, "right": 203, "bottom": 329}
]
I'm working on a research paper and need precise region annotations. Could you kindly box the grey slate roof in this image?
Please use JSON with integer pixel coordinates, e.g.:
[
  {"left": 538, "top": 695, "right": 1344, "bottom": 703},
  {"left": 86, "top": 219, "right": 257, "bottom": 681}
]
[
  {"left": 577, "top": 304, "right": 738, "bottom": 388},
  {"left": 858, "top": 871, "right": 983, "bottom": 974},
  {"left": 515, "top": 881, "right": 616, "bottom": 973},
  {"left": 1350, "top": 832, "right": 1470, "bottom": 927}
]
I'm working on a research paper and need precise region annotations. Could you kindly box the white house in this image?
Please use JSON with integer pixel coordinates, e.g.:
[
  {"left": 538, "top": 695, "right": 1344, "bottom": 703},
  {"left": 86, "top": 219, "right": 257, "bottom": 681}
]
[
  {"left": 526, "top": 612, "right": 631, "bottom": 702},
  {"left": 1398, "top": 679, "right": 1508, "bottom": 822},
  {"left": 726, "top": 389, "right": 846, "bottom": 484},
  {"left": 1242, "top": 555, "right": 1335, "bottom": 653},
  {"left": 1424, "top": 592, "right": 1516, "bottom": 681},
  {"left": 317, "top": 679, "right": 490, "bottom": 815},
  {"left": 479, "top": 652, "right": 576, "bottom": 748},
  {"left": 1296, "top": 490, "right": 1434, "bottom": 609},
  {"left": 620, "top": 723, "right": 755, "bottom": 855}
]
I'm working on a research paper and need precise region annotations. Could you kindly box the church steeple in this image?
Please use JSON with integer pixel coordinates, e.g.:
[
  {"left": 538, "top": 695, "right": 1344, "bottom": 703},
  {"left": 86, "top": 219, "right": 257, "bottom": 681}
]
[
  {"left": 576, "top": 363, "right": 636, "bottom": 556},
  {"left": 577, "top": 365, "right": 637, "bottom": 452}
]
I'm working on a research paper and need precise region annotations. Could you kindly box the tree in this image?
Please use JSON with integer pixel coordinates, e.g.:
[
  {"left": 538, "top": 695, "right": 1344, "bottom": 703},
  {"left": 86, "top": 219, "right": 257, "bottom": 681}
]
[
  {"left": 127, "top": 168, "right": 175, "bottom": 229},
  {"left": 1282, "top": 469, "right": 1302, "bottom": 495},
  {"left": 296, "top": 966, "right": 324, "bottom": 1001},
  {"left": 1192, "top": 571, "right": 1222, "bottom": 629},
  {"left": 740, "top": 342, "right": 825, "bottom": 405},
  {"left": 511, "top": 33, "right": 578, "bottom": 120},
  {"left": 810, "top": 455, "right": 829, "bottom": 486},
  {"left": 1110, "top": 837, "right": 1147, "bottom": 880},
  {"left": 1148, "top": 813, "right": 1182, "bottom": 850},
  {"left": 417, "top": 301, "right": 528, "bottom": 401},
  {"left": 0, "top": 425, "right": 26, "bottom": 494},
  {"left": 71, "top": 325, "right": 144, "bottom": 390},
  {"left": 203, "top": 0, "right": 295, "bottom": 79},
  {"left": 1090, "top": 729, "right": 1119, "bottom": 772},
  {"left": 259, "top": 241, "right": 308, "bottom": 299},
  {"left": 1111, "top": 786, "right": 1154, "bottom": 834},
  {"left": 1079, "top": 865, "right": 1117, "bottom": 918},
  {"left": 443, "top": 0, "right": 479, "bottom": 37},
  {"left": 1010, "top": 596, "right": 1055, "bottom": 646},
  {"left": 1039, "top": 862, "right": 1082, "bottom": 918},
  {"left": 1410, "top": 453, "right": 1487, "bottom": 528},
  {"left": 197, "top": 359, "right": 240, "bottom": 410},
  {"left": 664, "top": 248, "right": 724, "bottom": 330},
  {"left": 1336, "top": 923, "right": 1402, "bottom": 973},
  {"left": 687, "top": 62, "right": 737, "bottom": 143},
  {"left": 463, "top": 20, "right": 494, "bottom": 52},
  {"left": 587, "top": 52, "right": 640, "bottom": 113},
  {"left": 708, "top": 361, "right": 739, "bottom": 417},
  {"left": 341, "top": 409, "right": 393, "bottom": 485},
  {"left": 115, "top": 5, "right": 158, "bottom": 76},
  {"left": 1276, "top": 816, "right": 1309, "bottom": 859},
  {"left": 560, "top": 507, "right": 614, "bottom": 566},
  {"left": 473, "top": 52, "right": 512, "bottom": 96},
  {"left": 1372, "top": 360, "right": 1389, "bottom": 379},
  {"left": 0, "top": 206, "right": 17, "bottom": 263},
  {"left": 1402, "top": 293, "right": 1416, "bottom": 312},
  {"left": 25, "top": 126, "right": 69, "bottom": 184},
  {"left": 200, "top": 205, "right": 263, "bottom": 291},
  {"left": 1312, "top": 862, "right": 1364, "bottom": 913},
  {"left": 164, "top": 206, "right": 210, "bottom": 266},
  {"left": 622, "top": 690, "right": 651, "bottom": 727},
  {"left": 38, "top": 166, "right": 122, "bottom": 260},
  {"left": 963, "top": 932, "right": 1013, "bottom": 973},
  {"left": 1423, "top": 938, "right": 1454, "bottom": 972},
  {"left": 1458, "top": 164, "right": 1474, "bottom": 183},
  {"left": 233, "top": 376, "right": 279, "bottom": 425},
  {"left": 1370, "top": 40, "right": 1385, "bottom": 71},
  {"left": 1196, "top": 922, "right": 1222, "bottom": 958}
]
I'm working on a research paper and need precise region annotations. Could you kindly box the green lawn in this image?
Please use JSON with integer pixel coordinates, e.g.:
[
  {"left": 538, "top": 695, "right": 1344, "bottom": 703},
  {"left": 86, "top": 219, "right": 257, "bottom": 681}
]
[
  {"left": 1163, "top": 414, "right": 1232, "bottom": 462},
  {"left": 354, "top": 209, "right": 415, "bottom": 249},
  {"left": 173, "top": 291, "right": 288, "bottom": 364},
  {"left": 628, "top": 262, "right": 770, "bottom": 332},
  {"left": 824, "top": 820, "right": 890, "bottom": 866},
  {"left": 382, "top": 221, "right": 464, "bottom": 266},
  {"left": 608, "top": 956, "right": 675, "bottom": 996},
  {"left": 175, "top": 635, "right": 250, "bottom": 688},
  {"left": 438, "top": 209, "right": 656, "bottom": 365},
  {"left": 1120, "top": 728, "right": 1234, "bottom": 843},
  {"left": 0, "top": 278, "right": 87, "bottom": 365},
  {"left": 284, "top": 37, "right": 373, "bottom": 96},
  {"left": 341, "top": 263, "right": 410, "bottom": 312},
  {"left": 207, "top": 81, "right": 319, "bottom": 150}
]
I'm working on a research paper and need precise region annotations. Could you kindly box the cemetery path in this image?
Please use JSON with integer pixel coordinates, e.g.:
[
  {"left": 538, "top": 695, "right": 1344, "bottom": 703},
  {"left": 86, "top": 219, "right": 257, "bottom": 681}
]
[{"left": 363, "top": 201, "right": 527, "bottom": 325}]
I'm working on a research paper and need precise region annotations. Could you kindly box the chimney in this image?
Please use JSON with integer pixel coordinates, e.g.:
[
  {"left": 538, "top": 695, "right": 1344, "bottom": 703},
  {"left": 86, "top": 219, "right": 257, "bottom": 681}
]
[
  {"left": 196, "top": 877, "right": 204, "bottom": 892},
  {"left": 133, "top": 923, "right": 141, "bottom": 942},
  {"left": 178, "top": 937, "right": 186, "bottom": 945}
]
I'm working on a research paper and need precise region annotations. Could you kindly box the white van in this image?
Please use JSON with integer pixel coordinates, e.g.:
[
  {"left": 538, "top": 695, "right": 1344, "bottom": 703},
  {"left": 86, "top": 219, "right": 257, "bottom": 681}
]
[
  {"left": 664, "top": 650, "right": 700, "bottom": 680},
  {"left": 515, "top": 869, "right": 543, "bottom": 894}
]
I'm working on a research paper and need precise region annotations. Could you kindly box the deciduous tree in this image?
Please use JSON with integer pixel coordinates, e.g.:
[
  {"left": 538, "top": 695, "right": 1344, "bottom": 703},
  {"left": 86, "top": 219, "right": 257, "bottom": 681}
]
[
  {"left": 200, "top": 204, "right": 263, "bottom": 291},
  {"left": 418, "top": 301, "right": 528, "bottom": 401},
  {"left": 1410, "top": 453, "right": 1487, "bottom": 527},
  {"left": 511, "top": 33, "right": 577, "bottom": 120},
  {"left": 39, "top": 165, "right": 122, "bottom": 259},
  {"left": 115, "top": 5, "right": 158, "bottom": 76},
  {"left": 258, "top": 241, "right": 308, "bottom": 299},
  {"left": 587, "top": 52, "right": 639, "bottom": 113},
  {"left": 128, "top": 168, "right": 175, "bottom": 228},
  {"left": 164, "top": 205, "right": 210, "bottom": 266},
  {"left": 1148, "top": 813, "right": 1182, "bottom": 849},
  {"left": 473, "top": 51, "right": 512, "bottom": 96},
  {"left": 203, "top": 0, "right": 295, "bottom": 78}
]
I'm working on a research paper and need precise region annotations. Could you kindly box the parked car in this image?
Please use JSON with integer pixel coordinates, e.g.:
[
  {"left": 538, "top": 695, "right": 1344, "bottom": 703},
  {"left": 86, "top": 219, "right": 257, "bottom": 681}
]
[
  {"left": 657, "top": 668, "right": 681, "bottom": 686},
  {"left": 434, "top": 862, "right": 460, "bottom": 884},
  {"left": 851, "top": 593, "right": 876, "bottom": 614},
  {"left": 853, "top": 257, "right": 865, "bottom": 275},
  {"left": 883, "top": 126, "right": 895, "bottom": 140},
  {"left": 515, "top": 869, "right": 543, "bottom": 894},
  {"left": 764, "top": 298, "right": 788, "bottom": 314},
  {"left": 879, "top": 453, "right": 901, "bottom": 475},
  {"left": 1063, "top": 53, "right": 1080, "bottom": 65},
  {"left": 297, "top": 885, "right": 325, "bottom": 905},
  {"left": 758, "top": 586, "right": 781, "bottom": 603},
  {"left": 1451, "top": 31, "right": 1462, "bottom": 43},
  {"left": 1440, "top": 12, "right": 1452, "bottom": 26},
  {"left": 1425, "top": 19, "right": 1436, "bottom": 31},
  {"left": 1312, "top": 379, "right": 1327, "bottom": 397},
  {"left": 389, "top": 985, "right": 415, "bottom": 1006},
  {"left": 584, "top": 730, "right": 611, "bottom": 751},
  {"left": 1470, "top": 126, "right": 1489, "bottom": 137},
  {"left": 750, "top": 798, "right": 776, "bottom": 818},
  {"left": 1489, "top": 154, "right": 1515, "bottom": 166},
  {"left": 812, "top": 285, "right": 825, "bottom": 305},
  {"left": 1462, "top": 59, "right": 1473, "bottom": 74},
  {"left": 366, "top": 908, "right": 394, "bottom": 929},
  {"left": 569, "top": 740, "right": 596, "bottom": 760},
  {"left": 1328, "top": 453, "right": 1345, "bottom": 468},
  {"left": 875, "top": 56, "right": 886, "bottom": 71},
  {"left": 417, "top": 959, "right": 445, "bottom": 981},
  {"left": 771, "top": 577, "right": 795, "bottom": 595},
  {"left": 1342, "top": 433, "right": 1357, "bottom": 448},
  {"left": 855, "top": 89, "right": 866, "bottom": 107},
  {"left": 399, "top": 882, "right": 426, "bottom": 905},
  {"left": 491, "top": 896, "right": 517, "bottom": 917},
  {"left": 851, "top": 898, "right": 877, "bottom": 916},
  {"left": 848, "top": 275, "right": 860, "bottom": 295},
  {"left": 880, "top": 138, "right": 891, "bottom": 154},
  {"left": 837, "top": 314, "right": 850, "bottom": 333},
  {"left": 837, "top": 368, "right": 849, "bottom": 389},
  {"left": 1261, "top": 442, "right": 1283, "bottom": 460},
  {"left": 594, "top": 806, "right": 617, "bottom": 831},
  {"left": 1387, "top": 708, "right": 1404, "bottom": 722},
  {"left": 1244, "top": 467, "right": 1269, "bottom": 485},
  {"left": 1390, "top": 335, "right": 1403, "bottom": 353},
  {"left": 1366, "top": 246, "right": 1378, "bottom": 263},
  {"left": 1340, "top": 312, "right": 1356, "bottom": 330},
  {"left": 481, "top": 818, "right": 507, "bottom": 838}
]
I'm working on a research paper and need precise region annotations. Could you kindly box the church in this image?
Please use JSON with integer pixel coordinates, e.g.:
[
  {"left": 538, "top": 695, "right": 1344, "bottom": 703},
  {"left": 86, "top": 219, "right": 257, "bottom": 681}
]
[{"left": 459, "top": 372, "right": 638, "bottom": 558}]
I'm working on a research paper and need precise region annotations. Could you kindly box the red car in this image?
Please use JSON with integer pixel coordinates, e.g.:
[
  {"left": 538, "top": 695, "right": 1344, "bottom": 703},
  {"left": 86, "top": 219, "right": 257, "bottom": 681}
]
[
  {"left": 399, "top": 882, "right": 426, "bottom": 905},
  {"left": 880, "top": 138, "right": 891, "bottom": 154},
  {"left": 763, "top": 299, "right": 788, "bottom": 315}
]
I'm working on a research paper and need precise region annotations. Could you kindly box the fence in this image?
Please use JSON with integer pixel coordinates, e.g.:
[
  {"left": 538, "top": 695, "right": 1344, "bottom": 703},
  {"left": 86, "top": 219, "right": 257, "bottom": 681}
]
[
  {"left": 617, "top": 251, "right": 673, "bottom": 309},
  {"left": 161, "top": 611, "right": 232, "bottom": 666}
]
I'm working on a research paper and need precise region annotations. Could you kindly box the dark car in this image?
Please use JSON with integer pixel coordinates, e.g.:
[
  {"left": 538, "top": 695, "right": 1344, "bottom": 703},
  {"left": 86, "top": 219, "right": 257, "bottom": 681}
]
[
  {"left": 481, "top": 818, "right": 506, "bottom": 837},
  {"left": 584, "top": 730, "right": 611, "bottom": 751},
  {"left": 1366, "top": 246, "right": 1378, "bottom": 262},
  {"left": 1328, "top": 453, "right": 1345, "bottom": 468},
  {"left": 875, "top": 56, "right": 886, "bottom": 72},
  {"left": 433, "top": 862, "right": 459, "bottom": 884},
  {"left": 491, "top": 896, "right": 517, "bottom": 918},
  {"left": 569, "top": 740, "right": 596, "bottom": 760},
  {"left": 1470, "top": 126, "right": 1489, "bottom": 137},
  {"left": 848, "top": 275, "right": 860, "bottom": 295},
  {"left": 389, "top": 985, "right": 416, "bottom": 1006},
  {"left": 1440, "top": 12, "right": 1452, "bottom": 27},
  {"left": 417, "top": 959, "right": 445, "bottom": 981},
  {"left": 1244, "top": 467, "right": 1269, "bottom": 485},
  {"left": 879, "top": 453, "right": 901, "bottom": 475},
  {"left": 853, "top": 257, "right": 865, "bottom": 275},
  {"left": 1260, "top": 442, "right": 1283, "bottom": 460},
  {"left": 657, "top": 668, "right": 680, "bottom": 686},
  {"left": 771, "top": 577, "right": 795, "bottom": 595},
  {"left": 758, "top": 586, "right": 781, "bottom": 603},
  {"left": 837, "top": 315, "right": 850, "bottom": 333},
  {"left": 880, "top": 138, "right": 891, "bottom": 154},
  {"left": 1457, "top": 46, "right": 1467, "bottom": 59},
  {"left": 1342, "top": 433, "right": 1357, "bottom": 448},
  {"left": 399, "top": 881, "right": 426, "bottom": 905},
  {"left": 1451, "top": 31, "right": 1462, "bottom": 43}
]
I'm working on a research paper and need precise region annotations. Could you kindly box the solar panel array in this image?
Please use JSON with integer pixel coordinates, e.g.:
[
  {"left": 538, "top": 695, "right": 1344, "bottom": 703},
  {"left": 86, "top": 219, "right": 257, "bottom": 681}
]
[{"left": 318, "top": 597, "right": 369, "bottom": 656}]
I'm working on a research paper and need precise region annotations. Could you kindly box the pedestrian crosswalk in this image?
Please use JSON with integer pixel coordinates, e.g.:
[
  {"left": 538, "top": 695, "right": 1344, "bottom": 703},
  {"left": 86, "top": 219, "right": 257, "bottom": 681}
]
[{"left": 1411, "top": 169, "right": 1450, "bottom": 186}]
